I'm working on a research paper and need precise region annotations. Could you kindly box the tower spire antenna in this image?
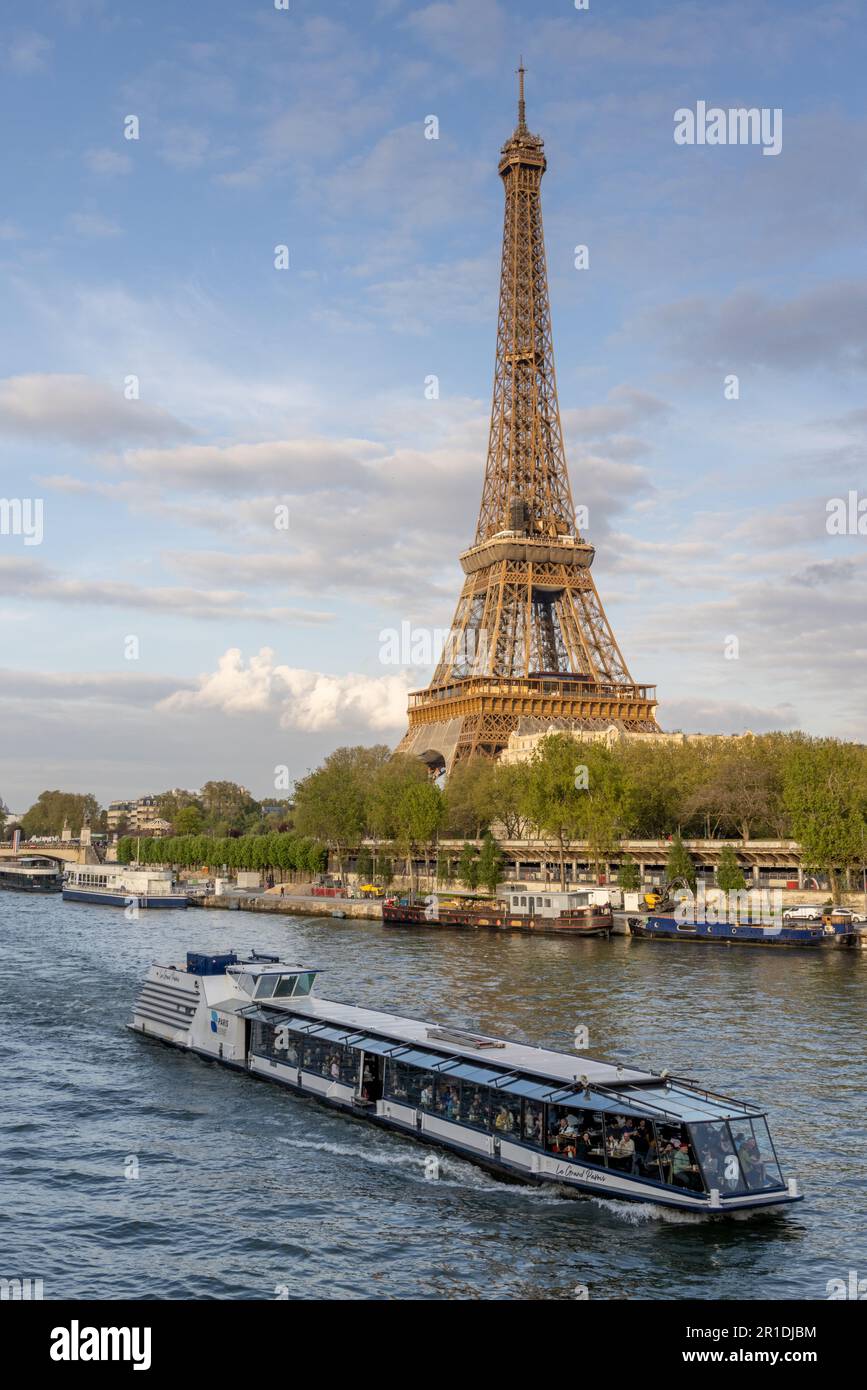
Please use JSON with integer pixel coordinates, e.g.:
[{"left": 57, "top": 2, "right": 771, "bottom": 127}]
[{"left": 516, "top": 57, "right": 527, "bottom": 130}]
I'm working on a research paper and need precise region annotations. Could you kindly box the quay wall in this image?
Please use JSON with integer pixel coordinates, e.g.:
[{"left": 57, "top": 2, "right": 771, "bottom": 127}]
[{"left": 198, "top": 893, "right": 381, "bottom": 921}]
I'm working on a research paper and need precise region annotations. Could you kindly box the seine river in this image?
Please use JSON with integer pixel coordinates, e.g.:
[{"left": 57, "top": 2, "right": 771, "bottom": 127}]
[{"left": 3, "top": 893, "right": 864, "bottom": 1301}]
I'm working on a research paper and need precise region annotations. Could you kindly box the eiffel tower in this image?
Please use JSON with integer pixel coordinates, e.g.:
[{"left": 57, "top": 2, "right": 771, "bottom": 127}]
[{"left": 398, "top": 66, "right": 660, "bottom": 773}]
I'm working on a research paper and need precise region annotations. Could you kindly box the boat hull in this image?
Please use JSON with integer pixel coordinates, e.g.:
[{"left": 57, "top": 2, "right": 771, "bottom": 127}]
[
  {"left": 0, "top": 880, "right": 62, "bottom": 893},
  {"left": 63, "top": 888, "right": 188, "bottom": 909},
  {"left": 630, "top": 916, "right": 831, "bottom": 948},
  {"left": 382, "top": 903, "right": 611, "bottom": 936}
]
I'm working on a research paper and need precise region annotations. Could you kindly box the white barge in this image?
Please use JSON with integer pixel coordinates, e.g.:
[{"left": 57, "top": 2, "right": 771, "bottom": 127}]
[
  {"left": 129, "top": 951, "right": 801, "bottom": 1215},
  {"left": 64, "top": 864, "right": 187, "bottom": 909}
]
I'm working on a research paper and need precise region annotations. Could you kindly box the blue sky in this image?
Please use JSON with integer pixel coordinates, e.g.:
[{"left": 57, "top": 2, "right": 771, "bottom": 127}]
[{"left": 1, "top": 0, "right": 866, "bottom": 808}]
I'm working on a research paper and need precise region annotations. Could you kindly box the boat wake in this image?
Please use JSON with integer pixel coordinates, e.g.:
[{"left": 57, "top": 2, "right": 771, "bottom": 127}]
[{"left": 277, "top": 1135, "right": 572, "bottom": 1201}]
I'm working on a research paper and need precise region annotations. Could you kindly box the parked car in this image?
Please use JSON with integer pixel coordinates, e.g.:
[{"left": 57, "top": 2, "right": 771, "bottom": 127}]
[{"left": 782, "top": 904, "right": 822, "bottom": 922}]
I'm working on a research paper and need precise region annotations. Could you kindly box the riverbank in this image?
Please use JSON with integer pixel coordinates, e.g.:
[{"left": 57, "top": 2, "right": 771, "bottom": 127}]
[{"left": 196, "top": 891, "right": 381, "bottom": 920}]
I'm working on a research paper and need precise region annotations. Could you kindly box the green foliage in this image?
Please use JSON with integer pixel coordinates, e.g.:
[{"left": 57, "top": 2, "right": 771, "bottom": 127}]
[
  {"left": 174, "top": 804, "right": 203, "bottom": 835},
  {"left": 458, "top": 842, "right": 479, "bottom": 890},
  {"left": 717, "top": 844, "right": 747, "bottom": 891},
  {"left": 617, "top": 855, "right": 641, "bottom": 891},
  {"left": 116, "top": 831, "right": 327, "bottom": 874},
  {"left": 294, "top": 745, "right": 391, "bottom": 878},
  {"left": 782, "top": 737, "right": 867, "bottom": 895},
  {"left": 22, "top": 790, "right": 101, "bottom": 838},
  {"left": 477, "top": 832, "right": 504, "bottom": 893},
  {"left": 355, "top": 846, "right": 374, "bottom": 881},
  {"left": 666, "top": 833, "right": 697, "bottom": 891}
]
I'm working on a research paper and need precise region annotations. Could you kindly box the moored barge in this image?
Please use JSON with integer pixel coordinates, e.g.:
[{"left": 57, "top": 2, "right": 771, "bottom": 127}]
[
  {"left": 0, "top": 856, "right": 63, "bottom": 894},
  {"left": 64, "top": 864, "right": 188, "bottom": 909},
  {"left": 129, "top": 950, "right": 801, "bottom": 1215},
  {"left": 383, "top": 888, "right": 611, "bottom": 936},
  {"left": 630, "top": 915, "right": 852, "bottom": 949}
]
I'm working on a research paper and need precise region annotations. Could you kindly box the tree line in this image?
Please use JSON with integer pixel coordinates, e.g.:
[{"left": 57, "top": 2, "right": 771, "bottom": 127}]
[
  {"left": 290, "top": 734, "right": 867, "bottom": 894},
  {"left": 116, "top": 831, "right": 327, "bottom": 875}
]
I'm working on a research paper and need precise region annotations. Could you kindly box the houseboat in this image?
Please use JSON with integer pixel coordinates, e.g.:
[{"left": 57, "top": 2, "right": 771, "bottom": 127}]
[
  {"left": 64, "top": 864, "right": 187, "bottom": 909},
  {"left": 0, "top": 856, "right": 63, "bottom": 894},
  {"left": 129, "top": 950, "right": 801, "bottom": 1215},
  {"left": 629, "top": 915, "right": 848, "bottom": 949},
  {"left": 383, "top": 888, "right": 611, "bottom": 936}
]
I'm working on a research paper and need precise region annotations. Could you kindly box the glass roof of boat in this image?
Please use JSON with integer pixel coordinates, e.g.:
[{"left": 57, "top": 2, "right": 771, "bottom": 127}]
[{"left": 244, "top": 998, "right": 761, "bottom": 1122}]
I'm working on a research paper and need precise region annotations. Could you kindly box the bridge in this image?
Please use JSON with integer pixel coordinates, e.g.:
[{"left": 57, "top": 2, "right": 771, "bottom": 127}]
[{"left": 0, "top": 842, "right": 102, "bottom": 866}]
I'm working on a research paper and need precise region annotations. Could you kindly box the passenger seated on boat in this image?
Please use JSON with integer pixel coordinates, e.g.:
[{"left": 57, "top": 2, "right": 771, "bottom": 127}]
[
  {"left": 670, "top": 1140, "right": 702, "bottom": 1190},
  {"left": 494, "top": 1105, "right": 515, "bottom": 1133},
  {"left": 523, "top": 1107, "right": 543, "bottom": 1143},
  {"left": 733, "top": 1132, "right": 764, "bottom": 1186},
  {"left": 609, "top": 1132, "right": 637, "bottom": 1174},
  {"left": 329, "top": 1056, "right": 341, "bottom": 1081},
  {"left": 642, "top": 1134, "right": 662, "bottom": 1178},
  {"left": 420, "top": 1082, "right": 434, "bottom": 1110},
  {"left": 441, "top": 1086, "right": 460, "bottom": 1121},
  {"left": 466, "top": 1091, "right": 486, "bottom": 1126}
]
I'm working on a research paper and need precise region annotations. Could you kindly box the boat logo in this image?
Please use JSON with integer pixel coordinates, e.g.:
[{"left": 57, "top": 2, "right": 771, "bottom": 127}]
[{"left": 210, "top": 1010, "right": 218, "bottom": 1033}]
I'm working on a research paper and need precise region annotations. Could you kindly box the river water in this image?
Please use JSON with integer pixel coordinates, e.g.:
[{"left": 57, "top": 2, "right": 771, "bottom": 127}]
[{"left": 2, "top": 894, "right": 864, "bottom": 1301}]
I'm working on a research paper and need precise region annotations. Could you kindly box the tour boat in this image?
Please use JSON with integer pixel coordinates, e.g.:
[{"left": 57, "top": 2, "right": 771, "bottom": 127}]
[
  {"left": 0, "top": 856, "right": 63, "bottom": 894},
  {"left": 629, "top": 915, "right": 845, "bottom": 948},
  {"left": 129, "top": 951, "right": 801, "bottom": 1214},
  {"left": 383, "top": 888, "right": 612, "bottom": 936},
  {"left": 64, "top": 864, "right": 188, "bottom": 909}
]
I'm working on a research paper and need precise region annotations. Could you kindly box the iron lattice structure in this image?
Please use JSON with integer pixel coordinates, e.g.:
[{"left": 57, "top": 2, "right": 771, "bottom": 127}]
[{"left": 398, "top": 69, "right": 660, "bottom": 772}]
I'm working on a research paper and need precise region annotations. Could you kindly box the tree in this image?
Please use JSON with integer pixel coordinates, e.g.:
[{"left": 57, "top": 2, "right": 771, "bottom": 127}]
[
  {"left": 685, "top": 738, "right": 780, "bottom": 841},
  {"left": 617, "top": 855, "right": 641, "bottom": 891},
  {"left": 22, "top": 791, "right": 101, "bottom": 839},
  {"left": 477, "top": 832, "right": 504, "bottom": 894},
  {"left": 156, "top": 789, "right": 202, "bottom": 824},
  {"left": 520, "top": 735, "right": 586, "bottom": 889},
  {"left": 717, "top": 844, "right": 746, "bottom": 892},
  {"left": 294, "top": 746, "right": 390, "bottom": 883},
  {"left": 199, "top": 781, "right": 260, "bottom": 833},
  {"left": 783, "top": 737, "right": 867, "bottom": 897},
  {"left": 458, "top": 842, "right": 479, "bottom": 890},
  {"left": 442, "top": 758, "right": 498, "bottom": 838},
  {"left": 666, "top": 833, "right": 697, "bottom": 891},
  {"left": 394, "top": 780, "right": 443, "bottom": 892},
  {"left": 355, "top": 846, "right": 373, "bottom": 881},
  {"left": 174, "top": 805, "right": 203, "bottom": 835},
  {"left": 367, "top": 754, "right": 428, "bottom": 875}
]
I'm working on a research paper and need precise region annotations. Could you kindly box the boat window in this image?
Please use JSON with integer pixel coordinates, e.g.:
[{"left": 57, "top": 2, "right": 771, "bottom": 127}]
[
  {"left": 547, "top": 1106, "right": 606, "bottom": 1163},
  {"left": 683, "top": 1120, "right": 741, "bottom": 1194},
  {"left": 235, "top": 973, "right": 256, "bottom": 996},
  {"left": 385, "top": 1059, "right": 427, "bottom": 1107},
  {"left": 521, "top": 1099, "right": 544, "bottom": 1146},
  {"left": 433, "top": 1076, "right": 461, "bottom": 1122},
  {"left": 603, "top": 1114, "right": 657, "bottom": 1177},
  {"left": 492, "top": 1096, "right": 520, "bottom": 1136},
  {"left": 251, "top": 1020, "right": 301, "bottom": 1066},
  {"left": 731, "top": 1117, "right": 784, "bottom": 1191},
  {"left": 272, "top": 975, "right": 297, "bottom": 997},
  {"left": 293, "top": 972, "right": 316, "bottom": 997},
  {"left": 459, "top": 1085, "right": 490, "bottom": 1131},
  {"left": 255, "top": 976, "right": 278, "bottom": 999},
  {"left": 302, "top": 1037, "right": 356, "bottom": 1084}
]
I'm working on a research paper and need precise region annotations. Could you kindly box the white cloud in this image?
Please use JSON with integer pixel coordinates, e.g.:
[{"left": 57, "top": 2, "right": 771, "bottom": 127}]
[
  {"left": 159, "top": 647, "right": 411, "bottom": 732},
  {"left": 84, "top": 147, "right": 133, "bottom": 176},
  {"left": 5, "top": 32, "right": 52, "bottom": 74},
  {"left": 0, "top": 373, "right": 192, "bottom": 445}
]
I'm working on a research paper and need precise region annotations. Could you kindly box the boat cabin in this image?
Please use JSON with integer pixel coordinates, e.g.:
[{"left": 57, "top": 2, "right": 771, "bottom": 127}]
[{"left": 506, "top": 889, "right": 592, "bottom": 918}]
